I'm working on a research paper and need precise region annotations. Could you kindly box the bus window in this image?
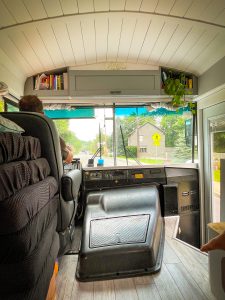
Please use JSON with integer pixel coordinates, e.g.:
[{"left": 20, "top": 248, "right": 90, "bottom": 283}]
[
  {"left": 53, "top": 107, "right": 114, "bottom": 167},
  {"left": 115, "top": 105, "right": 193, "bottom": 165},
  {"left": 51, "top": 104, "right": 196, "bottom": 167}
]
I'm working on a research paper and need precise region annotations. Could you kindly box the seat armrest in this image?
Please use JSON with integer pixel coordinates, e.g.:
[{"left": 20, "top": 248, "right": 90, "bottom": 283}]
[{"left": 61, "top": 169, "right": 82, "bottom": 202}]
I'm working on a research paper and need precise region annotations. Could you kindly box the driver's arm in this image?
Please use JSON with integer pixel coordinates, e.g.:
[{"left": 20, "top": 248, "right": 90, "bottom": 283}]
[{"left": 60, "top": 137, "right": 73, "bottom": 163}]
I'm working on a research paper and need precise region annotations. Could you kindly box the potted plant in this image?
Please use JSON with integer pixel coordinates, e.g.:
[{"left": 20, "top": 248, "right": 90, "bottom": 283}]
[
  {"left": 162, "top": 70, "right": 197, "bottom": 114},
  {"left": 163, "top": 71, "right": 188, "bottom": 107}
]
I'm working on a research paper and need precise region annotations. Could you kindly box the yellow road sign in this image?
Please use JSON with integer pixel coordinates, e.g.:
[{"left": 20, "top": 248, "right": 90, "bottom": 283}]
[{"left": 152, "top": 133, "right": 161, "bottom": 146}]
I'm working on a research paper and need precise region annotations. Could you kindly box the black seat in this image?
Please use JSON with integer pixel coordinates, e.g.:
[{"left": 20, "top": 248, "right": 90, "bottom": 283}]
[{"left": 1, "top": 112, "right": 82, "bottom": 254}]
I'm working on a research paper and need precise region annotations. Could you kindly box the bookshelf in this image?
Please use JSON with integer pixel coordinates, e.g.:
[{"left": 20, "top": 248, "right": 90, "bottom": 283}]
[
  {"left": 160, "top": 67, "right": 198, "bottom": 96},
  {"left": 24, "top": 68, "right": 69, "bottom": 97}
]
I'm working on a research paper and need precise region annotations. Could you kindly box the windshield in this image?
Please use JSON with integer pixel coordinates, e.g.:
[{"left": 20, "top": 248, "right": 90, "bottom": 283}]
[{"left": 52, "top": 104, "right": 195, "bottom": 167}]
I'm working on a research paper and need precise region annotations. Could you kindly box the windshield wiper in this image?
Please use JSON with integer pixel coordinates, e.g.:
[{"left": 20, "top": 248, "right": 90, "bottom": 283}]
[{"left": 120, "top": 125, "right": 142, "bottom": 166}]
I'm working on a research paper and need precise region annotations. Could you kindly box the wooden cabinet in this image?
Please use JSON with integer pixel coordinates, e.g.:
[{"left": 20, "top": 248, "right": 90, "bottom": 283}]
[
  {"left": 24, "top": 68, "right": 69, "bottom": 97},
  {"left": 68, "top": 70, "right": 161, "bottom": 97}
]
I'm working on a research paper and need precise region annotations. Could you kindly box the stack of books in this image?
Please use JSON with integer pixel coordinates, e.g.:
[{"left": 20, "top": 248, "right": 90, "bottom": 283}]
[{"left": 34, "top": 73, "right": 68, "bottom": 90}]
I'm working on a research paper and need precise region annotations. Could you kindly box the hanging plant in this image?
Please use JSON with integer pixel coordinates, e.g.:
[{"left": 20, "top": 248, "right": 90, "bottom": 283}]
[
  {"left": 163, "top": 72, "right": 188, "bottom": 106},
  {"left": 162, "top": 70, "right": 194, "bottom": 109},
  {"left": 188, "top": 101, "right": 197, "bottom": 115}
]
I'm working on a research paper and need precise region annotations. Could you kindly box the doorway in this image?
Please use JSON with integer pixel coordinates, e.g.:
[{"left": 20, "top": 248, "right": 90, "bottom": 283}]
[{"left": 203, "top": 102, "right": 225, "bottom": 233}]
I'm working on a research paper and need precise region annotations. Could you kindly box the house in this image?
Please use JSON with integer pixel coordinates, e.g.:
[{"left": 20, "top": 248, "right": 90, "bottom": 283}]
[{"left": 128, "top": 122, "right": 165, "bottom": 159}]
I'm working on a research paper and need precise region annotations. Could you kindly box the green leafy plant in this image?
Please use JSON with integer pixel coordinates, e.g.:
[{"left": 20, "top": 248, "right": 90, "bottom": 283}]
[
  {"left": 188, "top": 101, "right": 197, "bottom": 115},
  {"left": 162, "top": 70, "right": 197, "bottom": 115},
  {"left": 163, "top": 70, "right": 195, "bottom": 108},
  {"left": 164, "top": 72, "right": 188, "bottom": 107}
]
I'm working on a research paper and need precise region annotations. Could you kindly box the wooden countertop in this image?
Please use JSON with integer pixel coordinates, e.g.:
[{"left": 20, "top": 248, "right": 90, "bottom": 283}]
[{"left": 208, "top": 222, "right": 225, "bottom": 235}]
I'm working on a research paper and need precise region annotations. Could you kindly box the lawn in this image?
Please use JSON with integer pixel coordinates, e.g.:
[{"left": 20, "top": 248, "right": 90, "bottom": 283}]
[
  {"left": 117, "top": 156, "right": 164, "bottom": 164},
  {"left": 139, "top": 158, "right": 164, "bottom": 164}
]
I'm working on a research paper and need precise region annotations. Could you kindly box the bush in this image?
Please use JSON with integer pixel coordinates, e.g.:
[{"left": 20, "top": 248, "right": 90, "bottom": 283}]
[{"left": 126, "top": 146, "right": 137, "bottom": 158}]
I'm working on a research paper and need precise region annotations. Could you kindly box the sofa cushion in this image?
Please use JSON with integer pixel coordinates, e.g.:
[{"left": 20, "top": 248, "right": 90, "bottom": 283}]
[
  {"left": 0, "top": 115, "right": 24, "bottom": 134},
  {"left": 0, "top": 217, "right": 59, "bottom": 293},
  {"left": 0, "top": 158, "right": 51, "bottom": 201},
  {"left": 0, "top": 195, "right": 58, "bottom": 263},
  {"left": 0, "top": 176, "right": 58, "bottom": 234}
]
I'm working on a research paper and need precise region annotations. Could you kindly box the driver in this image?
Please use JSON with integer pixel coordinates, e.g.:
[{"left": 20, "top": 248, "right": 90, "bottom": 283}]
[{"left": 19, "top": 95, "right": 73, "bottom": 164}]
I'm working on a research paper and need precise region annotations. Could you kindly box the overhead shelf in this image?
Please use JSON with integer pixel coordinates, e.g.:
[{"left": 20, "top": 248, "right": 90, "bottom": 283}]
[{"left": 24, "top": 68, "right": 198, "bottom": 100}]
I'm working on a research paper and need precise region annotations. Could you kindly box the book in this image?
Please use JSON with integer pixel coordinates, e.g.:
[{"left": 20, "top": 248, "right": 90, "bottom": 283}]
[
  {"left": 63, "top": 73, "right": 68, "bottom": 90},
  {"left": 39, "top": 73, "right": 49, "bottom": 90}
]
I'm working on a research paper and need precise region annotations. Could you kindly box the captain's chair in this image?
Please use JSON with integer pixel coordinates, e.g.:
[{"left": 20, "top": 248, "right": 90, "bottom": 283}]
[{"left": 2, "top": 112, "right": 82, "bottom": 254}]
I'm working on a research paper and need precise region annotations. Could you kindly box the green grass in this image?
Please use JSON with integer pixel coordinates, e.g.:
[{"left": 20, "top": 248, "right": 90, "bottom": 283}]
[
  {"left": 117, "top": 156, "right": 164, "bottom": 164},
  {"left": 139, "top": 158, "right": 164, "bottom": 164},
  {"left": 214, "top": 170, "right": 220, "bottom": 182}
]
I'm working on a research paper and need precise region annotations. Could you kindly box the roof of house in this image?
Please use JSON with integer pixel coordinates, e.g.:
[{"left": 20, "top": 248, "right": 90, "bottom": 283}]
[{"left": 128, "top": 122, "right": 164, "bottom": 138}]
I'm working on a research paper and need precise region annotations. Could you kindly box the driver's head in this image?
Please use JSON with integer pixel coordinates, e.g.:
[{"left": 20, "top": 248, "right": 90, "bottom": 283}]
[{"left": 19, "top": 95, "right": 44, "bottom": 113}]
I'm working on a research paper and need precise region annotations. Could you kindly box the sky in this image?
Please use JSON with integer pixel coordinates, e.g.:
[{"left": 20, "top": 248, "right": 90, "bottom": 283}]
[{"left": 69, "top": 108, "right": 113, "bottom": 141}]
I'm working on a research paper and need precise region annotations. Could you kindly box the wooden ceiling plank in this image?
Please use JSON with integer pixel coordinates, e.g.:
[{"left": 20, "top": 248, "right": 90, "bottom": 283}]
[
  {"left": 51, "top": 20, "right": 76, "bottom": 66},
  {"left": 177, "top": 30, "right": 218, "bottom": 72},
  {"left": 9, "top": 30, "right": 44, "bottom": 72},
  {"left": 184, "top": 0, "right": 212, "bottom": 20},
  {"left": 22, "top": 0, "right": 47, "bottom": 20},
  {"left": 80, "top": 17, "right": 97, "bottom": 64},
  {"left": 94, "top": 15, "right": 108, "bottom": 62},
  {"left": 169, "top": 0, "right": 194, "bottom": 17},
  {"left": 189, "top": 33, "right": 225, "bottom": 75},
  {"left": 140, "top": 0, "right": 158, "bottom": 12},
  {"left": 60, "top": 0, "right": 78, "bottom": 15},
  {"left": 110, "top": 0, "right": 126, "bottom": 11},
  {"left": 126, "top": 16, "right": 152, "bottom": 63},
  {"left": 168, "top": 26, "right": 204, "bottom": 68},
  {"left": 42, "top": 0, "right": 63, "bottom": 17},
  {"left": 215, "top": 9, "right": 225, "bottom": 26},
  {"left": 37, "top": 22, "right": 65, "bottom": 69},
  {"left": 67, "top": 18, "right": 86, "bottom": 65},
  {"left": 155, "top": 0, "right": 176, "bottom": 14},
  {"left": 0, "top": 0, "right": 16, "bottom": 28},
  {"left": 23, "top": 27, "right": 55, "bottom": 71},
  {"left": 137, "top": 18, "right": 164, "bottom": 64},
  {"left": 158, "top": 23, "right": 191, "bottom": 66},
  {"left": 0, "top": 46, "right": 26, "bottom": 79},
  {"left": 203, "top": 0, "right": 225, "bottom": 23},
  {"left": 3, "top": 0, "right": 32, "bottom": 23},
  {"left": 77, "top": 0, "right": 94, "bottom": 13},
  {"left": 94, "top": 0, "right": 109, "bottom": 11},
  {"left": 150, "top": 22, "right": 178, "bottom": 64},
  {"left": 125, "top": 0, "right": 142, "bottom": 11},
  {"left": 107, "top": 15, "right": 123, "bottom": 61},
  {"left": 0, "top": 32, "right": 33, "bottom": 75},
  {"left": 117, "top": 16, "right": 138, "bottom": 62}
]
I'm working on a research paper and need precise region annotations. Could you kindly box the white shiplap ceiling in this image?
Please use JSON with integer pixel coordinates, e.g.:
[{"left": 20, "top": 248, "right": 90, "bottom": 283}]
[{"left": 0, "top": 0, "right": 225, "bottom": 79}]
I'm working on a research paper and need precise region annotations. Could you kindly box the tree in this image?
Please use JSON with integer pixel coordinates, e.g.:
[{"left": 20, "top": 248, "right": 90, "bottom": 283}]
[
  {"left": 214, "top": 132, "right": 225, "bottom": 153},
  {"left": 54, "top": 119, "right": 82, "bottom": 154},
  {"left": 160, "top": 115, "right": 187, "bottom": 147},
  {"left": 175, "top": 131, "right": 192, "bottom": 161}
]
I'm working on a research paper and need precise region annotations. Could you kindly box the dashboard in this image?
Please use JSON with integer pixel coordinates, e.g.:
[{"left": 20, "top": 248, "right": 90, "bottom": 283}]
[{"left": 82, "top": 166, "right": 167, "bottom": 191}]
